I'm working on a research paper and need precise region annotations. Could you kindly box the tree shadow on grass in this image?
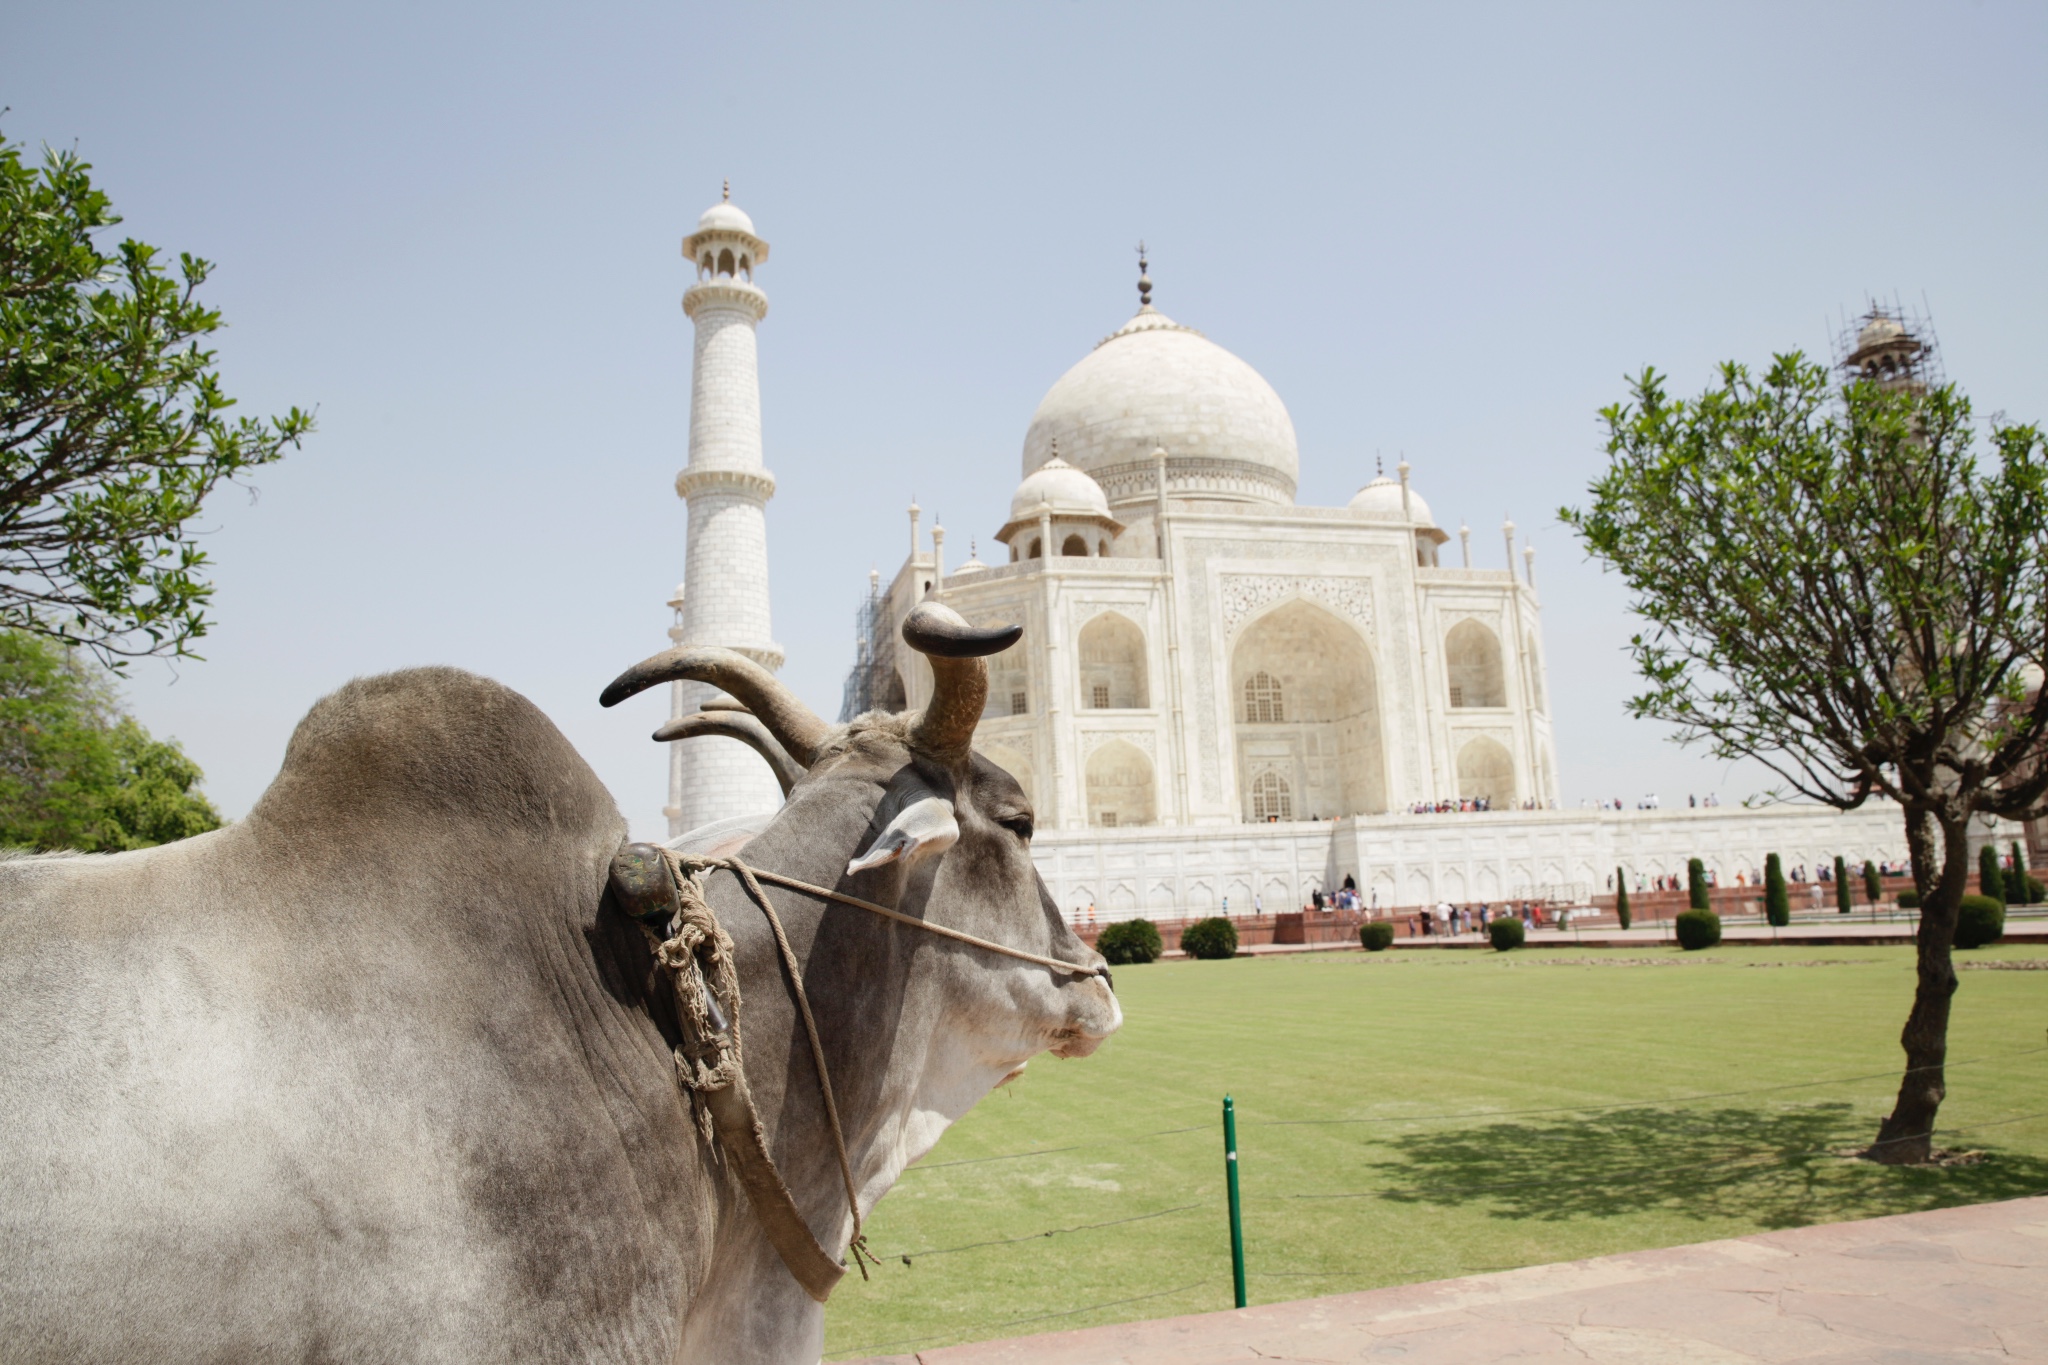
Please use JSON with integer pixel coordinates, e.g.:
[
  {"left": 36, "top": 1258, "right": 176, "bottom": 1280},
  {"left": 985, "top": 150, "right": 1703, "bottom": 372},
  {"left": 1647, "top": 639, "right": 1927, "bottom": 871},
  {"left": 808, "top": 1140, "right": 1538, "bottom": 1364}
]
[{"left": 1362, "top": 1103, "right": 2048, "bottom": 1230}]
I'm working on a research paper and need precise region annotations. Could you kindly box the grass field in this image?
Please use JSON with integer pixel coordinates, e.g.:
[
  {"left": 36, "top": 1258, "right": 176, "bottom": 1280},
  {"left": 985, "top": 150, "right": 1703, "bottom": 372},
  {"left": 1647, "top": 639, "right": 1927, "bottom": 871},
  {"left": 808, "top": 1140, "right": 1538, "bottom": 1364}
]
[{"left": 821, "top": 942, "right": 2048, "bottom": 1360}]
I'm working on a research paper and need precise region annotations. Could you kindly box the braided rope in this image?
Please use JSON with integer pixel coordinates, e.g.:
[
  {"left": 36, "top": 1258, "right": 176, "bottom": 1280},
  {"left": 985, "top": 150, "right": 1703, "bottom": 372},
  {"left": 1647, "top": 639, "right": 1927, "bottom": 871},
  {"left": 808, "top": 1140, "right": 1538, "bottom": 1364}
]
[{"left": 647, "top": 849, "right": 1106, "bottom": 1287}]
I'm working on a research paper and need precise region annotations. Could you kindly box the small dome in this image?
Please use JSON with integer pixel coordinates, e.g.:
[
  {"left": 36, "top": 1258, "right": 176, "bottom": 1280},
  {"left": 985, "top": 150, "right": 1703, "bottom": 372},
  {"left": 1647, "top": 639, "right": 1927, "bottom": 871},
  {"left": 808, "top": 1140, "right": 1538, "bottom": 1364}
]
[
  {"left": 1857, "top": 314, "right": 1906, "bottom": 352},
  {"left": 1010, "top": 452, "right": 1111, "bottom": 523},
  {"left": 697, "top": 200, "right": 756, "bottom": 235},
  {"left": 1348, "top": 475, "right": 1433, "bottom": 526},
  {"left": 951, "top": 543, "right": 992, "bottom": 578}
]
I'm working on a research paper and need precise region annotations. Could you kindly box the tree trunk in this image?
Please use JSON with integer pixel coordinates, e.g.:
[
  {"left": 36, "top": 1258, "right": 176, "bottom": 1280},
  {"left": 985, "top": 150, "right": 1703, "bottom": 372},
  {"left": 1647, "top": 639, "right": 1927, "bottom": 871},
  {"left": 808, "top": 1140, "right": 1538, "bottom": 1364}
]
[{"left": 1871, "top": 804, "right": 1966, "bottom": 1164}]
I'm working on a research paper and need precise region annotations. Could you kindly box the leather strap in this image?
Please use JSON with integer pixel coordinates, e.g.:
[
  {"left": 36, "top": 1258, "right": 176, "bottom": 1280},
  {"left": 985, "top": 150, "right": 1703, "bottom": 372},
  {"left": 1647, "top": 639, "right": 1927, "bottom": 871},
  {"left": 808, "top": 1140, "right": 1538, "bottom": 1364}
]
[{"left": 700, "top": 1067, "right": 846, "bottom": 1302}]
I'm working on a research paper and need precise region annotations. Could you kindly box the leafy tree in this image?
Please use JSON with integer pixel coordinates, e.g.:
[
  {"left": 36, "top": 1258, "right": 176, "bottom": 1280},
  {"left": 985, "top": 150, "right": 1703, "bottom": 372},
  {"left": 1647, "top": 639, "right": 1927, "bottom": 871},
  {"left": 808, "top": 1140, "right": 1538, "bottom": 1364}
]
[
  {"left": 1764, "top": 852, "right": 1790, "bottom": 926},
  {"left": 1564, "top": 353, "right": 2048, "bottom": 1163},
  {"left": 0, "top": 628, "right": 218, "bottom": 850},
  {"left": 1979, "top": 844, "right": 2004, "bottom": 903},
  {"left": 1614, "top": 867, "right": 1631, "bottom": 928},
  {"left": 1686, "top": 857, "right": 1709, "bottom": 910},
  {"left": 2011, "top": 840, "right": 2030, "bottom": 905},
  {"left": 1834, "top": 854, "right": 1853, "bottom": 914},
  {"left": 1863, "top": 859, "right": 1882, "bottom": 905},
  {"left": 1, "top": 132, "right": 311, "bottom": 663}
]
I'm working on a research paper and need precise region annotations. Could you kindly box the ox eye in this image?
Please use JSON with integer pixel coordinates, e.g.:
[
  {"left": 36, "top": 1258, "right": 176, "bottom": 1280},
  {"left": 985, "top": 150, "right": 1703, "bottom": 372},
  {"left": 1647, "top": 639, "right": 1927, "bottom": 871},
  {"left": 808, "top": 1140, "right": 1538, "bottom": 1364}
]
[{"left": 999, "top": 815, "right": 1034, "bottom": 842}]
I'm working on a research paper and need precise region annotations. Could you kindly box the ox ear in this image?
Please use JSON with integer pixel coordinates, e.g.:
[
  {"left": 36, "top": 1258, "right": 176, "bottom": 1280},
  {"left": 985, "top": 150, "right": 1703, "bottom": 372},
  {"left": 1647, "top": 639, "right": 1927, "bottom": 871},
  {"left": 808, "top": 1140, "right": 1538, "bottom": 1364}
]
[{"left": 847, "top": 795, "right": 960, "bottom": 875}]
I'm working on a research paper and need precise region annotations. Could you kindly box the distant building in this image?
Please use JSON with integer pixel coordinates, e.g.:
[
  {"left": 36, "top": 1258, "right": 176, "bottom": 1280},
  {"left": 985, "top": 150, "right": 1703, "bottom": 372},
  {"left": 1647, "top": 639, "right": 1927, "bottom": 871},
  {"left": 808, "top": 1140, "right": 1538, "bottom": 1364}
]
[{"left": 858, "top": 253, "right": 1557, "bottom": 832}]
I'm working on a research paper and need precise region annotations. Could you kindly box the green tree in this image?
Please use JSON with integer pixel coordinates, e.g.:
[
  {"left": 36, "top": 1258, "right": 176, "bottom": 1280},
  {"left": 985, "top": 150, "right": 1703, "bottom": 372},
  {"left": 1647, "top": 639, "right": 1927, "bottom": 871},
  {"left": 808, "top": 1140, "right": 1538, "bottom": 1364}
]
[
  {"left": 1833, "top": 854, "right": 1853, "bottom": 914},
  {"left": 0, "top": 628, "right": 218, "bottom": 850},
  {"left": 1, "top": 132, "right": 311, "bottom": 663},
  {"left": 1614, "top": 866, "right": 1631, "bottom": 928},
  {"left": 1979, "top": 843, "right": 2004, "bottom": 903},
  {"left": 1563, "top": 352, "right": 2048, "bottom": 1163},
  {"left": 1863, "top": 859, "right": 1882, "bottom": 904},
  {"left": 1686, "top": 857, "right": 1709, "bottom": 910},
  {"left": 1764, "top": 852, "right": 1790, "bottom": 926},
  {"left": 2011, "top": 840, "right": 2031, "bottom": 905}
]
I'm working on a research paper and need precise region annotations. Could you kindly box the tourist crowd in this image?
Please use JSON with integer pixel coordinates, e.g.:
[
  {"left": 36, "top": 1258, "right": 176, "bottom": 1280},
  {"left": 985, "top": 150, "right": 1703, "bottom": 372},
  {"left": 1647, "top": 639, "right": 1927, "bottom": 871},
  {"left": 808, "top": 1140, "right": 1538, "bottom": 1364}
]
[{"left": 1405, "top": 796, "right": 1561, "bottom": 815}]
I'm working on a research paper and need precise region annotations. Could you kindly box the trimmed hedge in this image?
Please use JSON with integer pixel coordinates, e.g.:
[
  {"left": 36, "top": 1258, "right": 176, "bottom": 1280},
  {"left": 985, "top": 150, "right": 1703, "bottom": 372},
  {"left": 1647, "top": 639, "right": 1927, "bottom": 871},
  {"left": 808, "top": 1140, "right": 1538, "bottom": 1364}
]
[
  {"left": 1486, "top": 916, "right": 1524, "bottom": 951},
  {"left": 1834, "top": 855, "right": 1852, "bottom": 914},
  {"left": 1956, "top": 894, "right": 2006, "bottom": 949},
  {"left": 1980, "top": 844, "right": 2005, "bottom": 903},
  {"left": 1180, "top": 916, "right": 1239, "bottom": 960},
  {"left": 1095, "top": 918, "right": 1163, "bottom": 966},
  {"left": 1687, "top": 858, "right": 1710, "bottom": 910},
  {"left": 1615, "top": 868, "right": 1631, "bottom": 929},
  {"left": 1675, "top": 908, "right": 1722, "bottom": 951},
  {"left": 1898, "top": 889, "right": 1921, "bottom": 909},
  {"left": 1764, "top": 852, "right": 1790, "bottom": 926},
  {"left": 1359, "top": 921, "right": 1395, "bottom": 952}
]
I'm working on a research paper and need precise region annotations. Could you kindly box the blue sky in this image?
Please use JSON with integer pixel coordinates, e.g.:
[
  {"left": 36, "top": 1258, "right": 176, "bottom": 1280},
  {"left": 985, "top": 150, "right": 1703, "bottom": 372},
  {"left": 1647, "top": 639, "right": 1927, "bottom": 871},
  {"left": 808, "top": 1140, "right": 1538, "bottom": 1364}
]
[{"left": 4, "top": 2, "right": 2044, "bottom": 836}]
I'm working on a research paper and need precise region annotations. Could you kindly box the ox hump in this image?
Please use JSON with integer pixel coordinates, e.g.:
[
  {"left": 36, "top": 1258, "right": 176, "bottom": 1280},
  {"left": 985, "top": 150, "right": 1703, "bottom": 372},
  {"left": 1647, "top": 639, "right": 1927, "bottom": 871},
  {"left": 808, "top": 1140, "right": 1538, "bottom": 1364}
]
[{"left": 248, "top": 667, "right": 620, "bottom": 840}]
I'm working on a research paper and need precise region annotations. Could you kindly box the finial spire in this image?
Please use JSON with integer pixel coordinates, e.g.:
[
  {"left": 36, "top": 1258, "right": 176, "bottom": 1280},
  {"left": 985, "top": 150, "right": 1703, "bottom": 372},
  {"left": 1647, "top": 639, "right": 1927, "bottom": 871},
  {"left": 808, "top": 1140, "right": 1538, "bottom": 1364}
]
[
  {"left": 722, "top": 179, "right": 730, "bottom": 202},
  {"left": 1136, "top": 240, "right": 1153, "bottom": 310}
]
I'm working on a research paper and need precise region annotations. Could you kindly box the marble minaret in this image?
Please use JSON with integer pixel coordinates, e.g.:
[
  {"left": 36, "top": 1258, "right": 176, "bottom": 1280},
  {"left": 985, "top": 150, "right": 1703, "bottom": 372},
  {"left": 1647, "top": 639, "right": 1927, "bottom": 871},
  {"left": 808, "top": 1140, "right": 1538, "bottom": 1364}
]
[{"left": 667, "top": 185, "right": 784, "bottom": 836}]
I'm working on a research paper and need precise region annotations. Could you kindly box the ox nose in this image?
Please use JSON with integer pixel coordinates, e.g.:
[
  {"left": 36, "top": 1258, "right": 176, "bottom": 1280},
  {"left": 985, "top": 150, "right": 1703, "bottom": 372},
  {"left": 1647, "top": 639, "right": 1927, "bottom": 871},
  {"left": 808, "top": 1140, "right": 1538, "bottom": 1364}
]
[{"left": 1052, "top": 965, "right": 1122, "bottom": 1058}]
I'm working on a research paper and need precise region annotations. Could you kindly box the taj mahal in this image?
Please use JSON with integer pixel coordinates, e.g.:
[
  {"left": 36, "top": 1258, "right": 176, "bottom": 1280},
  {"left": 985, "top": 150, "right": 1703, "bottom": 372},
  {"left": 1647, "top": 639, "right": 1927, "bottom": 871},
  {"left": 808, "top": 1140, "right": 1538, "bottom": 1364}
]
[{"left": 656, "top": 189, "right": 1923, "bottom": 917}]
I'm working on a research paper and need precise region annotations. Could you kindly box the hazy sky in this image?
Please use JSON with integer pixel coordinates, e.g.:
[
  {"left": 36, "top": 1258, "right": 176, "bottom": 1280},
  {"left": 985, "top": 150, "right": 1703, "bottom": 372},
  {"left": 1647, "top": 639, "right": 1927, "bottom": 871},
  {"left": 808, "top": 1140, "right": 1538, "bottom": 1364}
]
[{"left": 4, "top": 2, "right": 2044, "bottom": 838}]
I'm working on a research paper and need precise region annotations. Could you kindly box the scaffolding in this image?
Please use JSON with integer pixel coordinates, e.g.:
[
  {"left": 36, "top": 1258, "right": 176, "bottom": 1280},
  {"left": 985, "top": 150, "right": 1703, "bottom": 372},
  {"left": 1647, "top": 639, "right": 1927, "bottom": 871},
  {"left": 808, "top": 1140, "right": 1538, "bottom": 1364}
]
[
  {"left": 837, "top": 574, "right": 904, "bottom": 722},
  {"left": 1833, "top": 296, "right": 1944, "bottom": 393}
]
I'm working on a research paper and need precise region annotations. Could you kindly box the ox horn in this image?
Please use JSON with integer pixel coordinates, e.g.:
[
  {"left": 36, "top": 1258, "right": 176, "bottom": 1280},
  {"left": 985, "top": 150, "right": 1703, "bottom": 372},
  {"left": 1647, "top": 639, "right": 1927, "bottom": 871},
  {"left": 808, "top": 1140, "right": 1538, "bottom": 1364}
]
[
  {"left": 600, "top": 647, "right": 830, "bottom": 767},
  {"left": 903, "top": 602, "right": 1021, "bottom": 761},
  {"left": 651, "top": 710, "right": 806, "bottom": 796}
]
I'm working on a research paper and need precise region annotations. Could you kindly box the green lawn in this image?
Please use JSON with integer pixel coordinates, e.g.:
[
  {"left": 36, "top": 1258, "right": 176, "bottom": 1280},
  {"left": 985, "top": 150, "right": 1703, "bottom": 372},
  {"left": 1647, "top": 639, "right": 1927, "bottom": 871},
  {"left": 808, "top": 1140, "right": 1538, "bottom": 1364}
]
[{"left": 823, "top": 943, "right": 2048, "bottom": 1360}]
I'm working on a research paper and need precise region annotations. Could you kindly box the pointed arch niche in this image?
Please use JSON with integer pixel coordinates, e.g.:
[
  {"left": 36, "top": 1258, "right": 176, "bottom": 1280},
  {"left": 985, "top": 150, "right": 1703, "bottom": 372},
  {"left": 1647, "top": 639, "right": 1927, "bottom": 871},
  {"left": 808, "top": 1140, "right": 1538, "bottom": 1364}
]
[
  {"left": 1078, "top": 612, "right": 1149, "bottom": 709},
  {"left": 1085, "top": 741, "right": 1155, "bottom": 828},
  {"left": 1230, "top": 600, "right": 1387, "bottom": 821},
  {"left": 1456, "top": 736, "right": 1517, "bottom": 806},
  {"left": 1445, "top": 620, "right": 1506, "bottom": 708}
]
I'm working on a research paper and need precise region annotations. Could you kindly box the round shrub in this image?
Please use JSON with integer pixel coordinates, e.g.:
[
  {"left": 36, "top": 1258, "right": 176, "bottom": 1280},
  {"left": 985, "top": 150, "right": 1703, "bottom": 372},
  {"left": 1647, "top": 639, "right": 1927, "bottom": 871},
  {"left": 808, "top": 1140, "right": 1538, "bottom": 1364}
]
[
  {"left": 1095, "top": 918, "right": 1162, "bottom": 966},
  {"left": 1955, "top": 894, "right": 2006, "bottom": 950},
  {"left": 1179, "top": 916, "right": 1239, "bottom": 960},
  {"left": 1897, "top": 888, "right": 1921, "bottom": 909},
  {"left": 1359, "top": 921, "right": 1395, "bottom": 952},
  {"left": 1486, "top": 916, "right": 1524, "bottom": 951},
  {"left": 1675, "top": 908, "right": 1722, "bottom": 951}
]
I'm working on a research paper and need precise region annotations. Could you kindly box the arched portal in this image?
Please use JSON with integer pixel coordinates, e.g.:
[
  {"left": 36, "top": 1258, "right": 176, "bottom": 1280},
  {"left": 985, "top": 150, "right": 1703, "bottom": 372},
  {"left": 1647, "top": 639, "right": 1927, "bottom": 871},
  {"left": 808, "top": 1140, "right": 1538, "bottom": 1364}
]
[
  {"left": 983, "top": 635, "right": 1030, "bottom": 719},
  {"left": 1231, "top": 600, "right": 1387, "bottom": 820},
  {"left": 1445, "top": 620, "right": 1505, "bottom": 707},
  {"left": 1061, "top": 534, "right": 1089, "bottom": 557},
  {"left": 1456, "top": 736, "right": 1516, "bottom": 806},
  {"left": 1078, "top": 612, "right": 1148, "bottom": 709},
  {"left": 1085, "top": 741, "right": 1155, "bottom": 828}
]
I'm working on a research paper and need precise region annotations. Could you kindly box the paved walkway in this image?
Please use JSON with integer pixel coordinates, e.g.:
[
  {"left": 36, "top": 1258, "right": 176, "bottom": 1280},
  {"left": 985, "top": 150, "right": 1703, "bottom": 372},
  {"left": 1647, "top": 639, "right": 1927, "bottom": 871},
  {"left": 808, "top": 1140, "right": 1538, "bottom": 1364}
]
[{"left": 852, "top": 1196, "right": 2048, "bottom": 1363}]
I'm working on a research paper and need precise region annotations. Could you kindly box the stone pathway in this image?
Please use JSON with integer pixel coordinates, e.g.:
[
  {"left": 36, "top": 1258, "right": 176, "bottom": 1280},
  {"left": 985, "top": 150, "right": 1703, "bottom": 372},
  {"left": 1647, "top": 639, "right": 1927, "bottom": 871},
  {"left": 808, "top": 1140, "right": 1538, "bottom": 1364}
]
[{"left": 850, "top": 1196, "right": 2048, "bottom": 1363}]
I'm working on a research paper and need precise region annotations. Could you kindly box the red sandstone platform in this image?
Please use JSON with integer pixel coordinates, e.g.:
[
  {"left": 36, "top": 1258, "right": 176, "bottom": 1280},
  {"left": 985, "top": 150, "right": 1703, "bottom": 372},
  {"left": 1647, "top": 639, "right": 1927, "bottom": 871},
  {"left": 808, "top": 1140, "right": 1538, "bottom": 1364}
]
[{"left": 851, "top": 1196, "right": 2048, "bottom": 1363}]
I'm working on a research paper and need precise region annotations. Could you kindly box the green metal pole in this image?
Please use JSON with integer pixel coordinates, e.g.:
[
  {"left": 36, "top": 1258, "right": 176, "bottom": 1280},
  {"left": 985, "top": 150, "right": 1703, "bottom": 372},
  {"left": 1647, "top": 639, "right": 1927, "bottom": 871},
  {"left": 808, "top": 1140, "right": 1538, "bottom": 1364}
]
[{"left": 1223, "top": 1094, "right": 1246, "bottom": 1308}]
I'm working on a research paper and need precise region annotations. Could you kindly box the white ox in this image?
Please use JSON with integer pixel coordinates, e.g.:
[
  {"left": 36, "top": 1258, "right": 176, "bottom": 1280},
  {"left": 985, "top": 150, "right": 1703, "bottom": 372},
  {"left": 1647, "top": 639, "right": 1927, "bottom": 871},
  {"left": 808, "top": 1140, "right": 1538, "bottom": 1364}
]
[{"left": 0, "top": 604, "right": 1119, "bottom": 1363}]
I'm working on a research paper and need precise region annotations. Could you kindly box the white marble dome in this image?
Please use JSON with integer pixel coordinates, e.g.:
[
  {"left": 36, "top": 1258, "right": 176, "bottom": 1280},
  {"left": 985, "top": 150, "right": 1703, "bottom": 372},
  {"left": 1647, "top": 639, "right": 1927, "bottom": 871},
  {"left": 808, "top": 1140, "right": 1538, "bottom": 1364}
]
[
  {"left": 1349, "top": 474, "right": 1434, "bottom": 526},
  {"left": 1021, "top": 307, "right": 1299, "bottom": 506},
  {"left": 697, "top": 200, "right": 757, "bottom": 235},
  {"left": 1857, "top": 314, "right": 1906, "bottom": 351},
  {"left": 1010, "top": 452, "right": 1111, "bottom": 522}
]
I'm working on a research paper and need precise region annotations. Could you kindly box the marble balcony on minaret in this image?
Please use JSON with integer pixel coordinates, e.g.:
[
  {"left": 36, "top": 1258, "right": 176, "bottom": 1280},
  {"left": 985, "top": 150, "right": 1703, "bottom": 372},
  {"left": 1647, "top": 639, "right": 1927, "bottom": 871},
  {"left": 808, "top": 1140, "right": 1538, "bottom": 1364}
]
[{"left": 666, "top": 186, "right": 784, "bottom": 837}]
